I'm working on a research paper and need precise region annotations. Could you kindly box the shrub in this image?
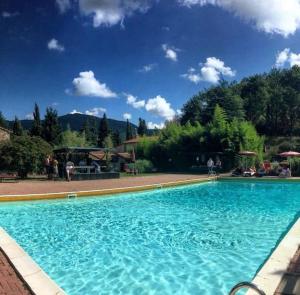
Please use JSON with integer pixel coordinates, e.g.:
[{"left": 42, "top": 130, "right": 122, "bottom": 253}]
[
  {"left": 133, "top": 159, "right": 154, "bottom": 173},
  {"left": 0, "top": 135, "right": 53, "bottom": 178}
]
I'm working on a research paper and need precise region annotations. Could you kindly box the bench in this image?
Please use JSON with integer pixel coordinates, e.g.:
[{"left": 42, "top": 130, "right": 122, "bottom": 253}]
[{"left": 0, "top": 173, "right": 18, "bottom": 183}]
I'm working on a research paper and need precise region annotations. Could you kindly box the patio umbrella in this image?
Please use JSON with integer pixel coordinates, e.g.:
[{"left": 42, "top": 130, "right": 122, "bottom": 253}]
[
  {"left": 238, "top": 151, "right": 257, "bottom": 170},
  {"left": 131, "top": 148, "right": 136, "bottom": 163},
  {"left": 279, "top": 151, "right": 300, "bottom": 174}
]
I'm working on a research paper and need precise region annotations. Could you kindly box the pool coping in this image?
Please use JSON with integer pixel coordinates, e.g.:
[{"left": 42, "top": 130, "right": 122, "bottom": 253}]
[
  {"left": 0, "top": 227, "right": 66, "bottom": 295},
  {"left": 245, "top": 218, "right": 300, "bottom": 295},
  {"left": 0, "top": 177, "right": 213, "bottom": 202}
]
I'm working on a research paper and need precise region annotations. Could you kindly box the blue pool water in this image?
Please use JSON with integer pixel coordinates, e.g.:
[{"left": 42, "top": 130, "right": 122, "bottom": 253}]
[{"left": 0, "top": 181, "right": 300, "bottom": 294}]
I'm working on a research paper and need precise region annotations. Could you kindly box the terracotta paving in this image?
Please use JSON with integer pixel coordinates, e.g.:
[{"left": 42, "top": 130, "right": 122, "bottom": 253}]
[
  {"left": 0, "top": 174, "right": 208, "bottom": 196},
  {"left": 0, "top": 249, "right": 32, "bottom": 295},
  {"left": 275, "top": 246, "right": 300, "bottom": 295}
]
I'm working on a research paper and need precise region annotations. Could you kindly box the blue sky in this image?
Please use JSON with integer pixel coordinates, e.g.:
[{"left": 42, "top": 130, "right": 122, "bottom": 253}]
[{"left": 1, "top": 0, "right": 300, "bottom": 128}]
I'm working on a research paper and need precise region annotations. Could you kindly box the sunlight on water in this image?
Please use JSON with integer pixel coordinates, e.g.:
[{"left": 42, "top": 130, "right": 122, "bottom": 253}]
[{"left": 0, "top": 181, "right": 299, "bottom": 295}]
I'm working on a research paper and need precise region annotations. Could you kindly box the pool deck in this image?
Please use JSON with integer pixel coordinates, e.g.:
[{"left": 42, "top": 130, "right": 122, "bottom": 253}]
[{"left": 0, "top": 174, "right": 213, "bottom": 201}]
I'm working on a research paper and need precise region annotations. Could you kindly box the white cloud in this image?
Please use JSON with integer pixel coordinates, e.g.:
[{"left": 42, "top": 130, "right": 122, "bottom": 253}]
[
  {"left": 139, "top": 63, "right": 157, "bottom": 73},
  {"left": 85, "top": 107, "right": 106, "bottom": 116},
  {"left": 275, "top": 48, "right": 300, "bottom": 67},
  {"left": 125, "top": 94, "right": 145, "bottom": 109},
  {"left": 70, "top": 109, "right": 82, "bottom": 114},
  {"left": 2, "top": 11, "right": 19, "bottom": 18},
  {"left": 72, "top": 71, "right": 117, "bottom": 98},
  {"left": 56, "top": 0, "right": 71, "bottom": 13},
  {"left": 147, "top": 122, "right": 165, "bottom": 129},
  {"left": 123, "top": 113, "right": 132, "bottom": 120},
  {"left": 178, "top": 0, "right": 300, "bottom": 37},
  {"left": 182, "top": 57, "right": 235, "bottom": 84},
  {"left": 275, "top": 48, "right": 290, "bottom": 67},
  {"left": 47, "top": 38, "right": 65, "bottom": 52},
  {"left": 78, "top": 0, "right": 152, "bottom": 27},
  {"left": 145, "top": 95, "right": 176, "bottom": 121},
  {"left": 162, "top": 44, "right": 178, "bottom": 62},
  {"left": 25, "top": 113, "right": 34, "bottom": 120},
  {"left": 176, "top": 109, "right": 183, "bottom": 116}
]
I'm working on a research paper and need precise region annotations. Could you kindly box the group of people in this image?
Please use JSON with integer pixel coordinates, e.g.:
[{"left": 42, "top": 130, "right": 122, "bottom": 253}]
[
  {"left": 44, "top": 155, "right": 75, "bottom": 181},
  {"left": 207, "top": 157, "right": 222, "bottom": 175}
]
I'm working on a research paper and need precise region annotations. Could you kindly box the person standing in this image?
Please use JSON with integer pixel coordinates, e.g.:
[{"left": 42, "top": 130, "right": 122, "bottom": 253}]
[
  {"left": 45, "top": 155, "right": 51, "bottom": 179},
  {"left": 52, "top": 158, "right": 59, "bottom": 179},
  {"left": 65, "top": 161, "right": 74, "bottom": 182},
  {"left": 216, "top": 158, "right": 222, "bottom": 175},
  {"left": 207, "top": 158, "right": 214, "bottom": 174}
]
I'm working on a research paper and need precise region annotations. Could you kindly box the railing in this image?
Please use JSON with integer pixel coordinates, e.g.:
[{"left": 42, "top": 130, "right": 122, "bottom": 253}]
[{"left": 229, "top": 282, "right": 266, "bottom": 295}]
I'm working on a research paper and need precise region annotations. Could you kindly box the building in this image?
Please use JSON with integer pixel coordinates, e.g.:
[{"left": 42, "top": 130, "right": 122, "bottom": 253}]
[
  {"left": 119, "top": 137, "right": 139, "bottom": 153},
  {"left": 0, "top": 127, "right": 10, "bottom": 142}
]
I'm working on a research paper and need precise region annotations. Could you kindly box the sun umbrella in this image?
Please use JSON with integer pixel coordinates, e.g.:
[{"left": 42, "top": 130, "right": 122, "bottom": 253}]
[
  {"left": 131, "top": 148, "right": 136, "bottom": 163},
  {"left": 279, "top": 151, "right": 300, "bottom": 175}
]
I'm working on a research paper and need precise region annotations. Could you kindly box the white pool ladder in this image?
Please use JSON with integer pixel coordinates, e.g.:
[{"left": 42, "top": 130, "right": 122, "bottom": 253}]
[{"left": 229, "top": 282, "right": 266, "bottom": 295}]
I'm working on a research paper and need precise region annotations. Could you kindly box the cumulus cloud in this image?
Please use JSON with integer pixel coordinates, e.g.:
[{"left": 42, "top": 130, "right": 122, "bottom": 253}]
[
  {"left": 56, "top": 0, "right": 71, "bottom": 13},
  {"left": 47, "top": 38, "right": 65, "bottom": 52},
  {"left": 145, "top": 95, "right": 176, "bottom": 121},
  {"left": 72, "top": 71, "right": 117, "bottom": 98},
  {"left": 123, "top": 113, "right": 132, "bottom": 120},
  {"left": 178, "top": 0, "right": 300, "bottom": 37},
  {"left": 2, "top": 11, "right": 19, "bottom": 18},
  {"left": 70, "top": 109, "right": 82, "bottom": 114},
  {"left": 162, "top": 44, "right": 178, "bottom": 62},
  {"left": 147, "top": 122, "right": 165, "bottom": 129},
  {"left": 78, "top": 0, "right": 152, "bottom": 27},
  {"left": 125, "top": 94, "right": 145, "bottom": 109},
  {"left": 275, "top": 48, "right": 300, "bottom": 67},
  {"left": 139, "top": 63, "right": 157, "bottom": 73},
  {"left": 182, "top": 57, "right": 235, "bottom": 84},
  {"left": 25, "top": 113, "right": 34, "bottom": 120},
  {"left": 85, "top": 107, "right": 106, "bottom": 116}
]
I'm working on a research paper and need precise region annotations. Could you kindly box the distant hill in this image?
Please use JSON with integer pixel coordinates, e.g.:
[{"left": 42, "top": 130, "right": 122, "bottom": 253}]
[{"left": 7, "top": 113, "right": 138, "bottom": 137}]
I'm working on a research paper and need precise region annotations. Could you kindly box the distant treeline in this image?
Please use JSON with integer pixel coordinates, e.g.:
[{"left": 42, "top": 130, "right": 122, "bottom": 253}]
[{"left": 181, "top": 65, "right": 300, "bottom": 136}]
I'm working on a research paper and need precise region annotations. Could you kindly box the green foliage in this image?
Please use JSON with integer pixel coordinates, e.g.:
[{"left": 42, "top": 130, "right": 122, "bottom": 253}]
[
  {"left": 137, "top": 106, "right": 263, "bottom": 171},
  {"left": 42, "top": 107, "right": 62, "bottom": 145},
  {"left": 81, "top": 119, "right": 97, "bottom": 146},
  {"left": 126, "top": 119, "right": 134, "bottom": 140},
  {"left": 12, "top": 116, "right": 23, "bottom": 136},
  {"left": 137, "top": 118, "right": 147, "bottom": 136},
  {"left": 59, "top": 128, "right": 89, "bottom": 147},
  {"left": 112, "top": 130, "right": 121, "bottom": 147},
  {"left": 133, "top": 159, "right": 154, "bottom": 173},
  {"left": 98, "top": 113, "right": 110, "bottom": 147},
  {"left": 30, "top": 103, "right": 42, "bottom": 137},
  {"left": 181, "top": 65, "right": 300, "bottom": 136},
  {"left": 103, "top": 135, "right": 113, "bottom": 149},
  {"left": 0, "top": 135, "right": 52, "bottom": 178}
]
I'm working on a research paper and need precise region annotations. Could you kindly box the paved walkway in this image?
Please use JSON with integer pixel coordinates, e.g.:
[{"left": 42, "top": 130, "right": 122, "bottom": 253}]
[
  {"left": 0, "top": 174, "right": 208, "bottom": 196},
  {"left": 0, "top": 249, "right": 32, "bottom": 295},
  {"left": 275, "top": 246, "right": 300, "bottom": 294}
]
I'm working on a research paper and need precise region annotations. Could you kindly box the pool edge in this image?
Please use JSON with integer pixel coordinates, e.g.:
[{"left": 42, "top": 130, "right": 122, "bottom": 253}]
[
  {"left": 245, "top": 218, "right": 300, "bottom": 295},
  {"left": 0, "top": 177, "right": 213, "bottom": 202},
  {"left": 0, "top": 227, "right": 66, "bottom": 295}
]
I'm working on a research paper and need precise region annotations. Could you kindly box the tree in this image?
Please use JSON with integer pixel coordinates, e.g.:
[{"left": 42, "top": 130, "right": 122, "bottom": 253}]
[
  {"left": 98, "top": 113, "right": 110, "bottom": 147},
  {"left": 12, "top": 116, "right": 23, "bottom": 136},
  {"left": 30, "top": 103, "right": 42, "bottom": 137},
  {"left": 126, "top": 119, "right": 133, "bottom": 140},
  {"left": 137, "top": 118, "right": 147, "bottom": 136},
  {"left": 60, "top": 126, "right": 89, "bottom": 147},
  {"left": 112, "top": 130, "right": 121, "bottom": 147},
  {"left": 0, "top": 135, "right": 52, "bottom": 178},
  {"left": 0, "top": 112, "right": 8, "bottom": 129},
  {"left": 42, "top": 107, "right": 62, "bottom": 145}
]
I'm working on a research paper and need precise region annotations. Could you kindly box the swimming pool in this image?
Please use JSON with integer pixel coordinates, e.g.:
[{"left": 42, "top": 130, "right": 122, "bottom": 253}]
[{"left": 0, "top": 181, "right": 299, "bottom": 294}]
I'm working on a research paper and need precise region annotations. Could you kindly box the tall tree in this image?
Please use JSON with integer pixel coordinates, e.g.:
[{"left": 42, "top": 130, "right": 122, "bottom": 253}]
[
  {"left": 30, "top": 103, "right": 42, "bottom": 137},
  {"left": 97, "top": 113, "right": 110, "bottom": 147},
  {"left": 12, "top": 116, "right": 23, "bottom": 136},
  {"left": 137, "top": 118, "right": 147, "bottom": 136},
  {"left": 0, "top": 112, "right": 8, "bottom": 129},
  {"left": 112, "top": 130, "right": 121, "bottom": 147},
  {"left": 126, "top": 119, "right": 133, "bottom": 140},
  {"left": 42, "top": 107, "right": 62, "bottom": 145}
]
